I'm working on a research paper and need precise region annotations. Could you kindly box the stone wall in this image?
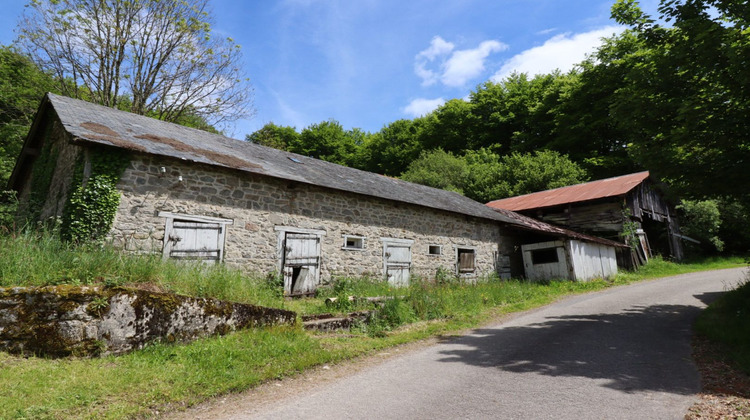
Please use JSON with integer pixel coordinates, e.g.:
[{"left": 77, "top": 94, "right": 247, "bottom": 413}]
[
  {"left": 16, "top": 119, "right": 81, "bottom": 221},
  {"left": 0, "top": 285, "right": 296, "bottom": 357},
  {"left": 111, "top": 154, "right": 513, "bottom": 282}
]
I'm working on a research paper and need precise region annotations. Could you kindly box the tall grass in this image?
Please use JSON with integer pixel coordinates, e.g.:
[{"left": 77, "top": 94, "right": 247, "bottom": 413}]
[
  {"left": 0, "top": 231, "right": 283, "bottom": 307},
  {"left": 694, "top": 271, "right": 750, "bottom": 374}
]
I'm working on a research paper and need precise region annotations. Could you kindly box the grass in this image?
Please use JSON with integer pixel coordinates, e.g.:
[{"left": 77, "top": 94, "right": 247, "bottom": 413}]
[
  {"left": 0, "top": 231, "right": 746, "bottom": 419},
  {"left": 694, "top": 271, "right": 750, "bottom": 375}
]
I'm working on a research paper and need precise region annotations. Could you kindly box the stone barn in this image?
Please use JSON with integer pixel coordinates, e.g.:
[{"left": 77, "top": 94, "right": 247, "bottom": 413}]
[
  {"left": 6, "top": 94, "right": 509, "bottom": 293},
  {"left": 9, "top": 94, "right": 625, "bottom": 290},
  {"left": 486, "top": 172, "right": 684, "bottom": 267}
]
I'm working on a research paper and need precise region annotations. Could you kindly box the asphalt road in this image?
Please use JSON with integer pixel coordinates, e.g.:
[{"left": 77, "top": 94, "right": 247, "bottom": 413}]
[{"left": 201, "top": 267, "right": 747, "bottom": 420}]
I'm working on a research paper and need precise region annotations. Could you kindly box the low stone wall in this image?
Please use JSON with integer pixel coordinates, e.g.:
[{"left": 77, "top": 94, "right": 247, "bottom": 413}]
[{"left": 0, "top": 285, "right": 296, "bottom": 357}]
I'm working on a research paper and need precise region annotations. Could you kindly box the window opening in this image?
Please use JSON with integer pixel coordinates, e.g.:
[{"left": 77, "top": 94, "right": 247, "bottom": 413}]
[
  {"left": 457, "top": 248, "right": 476, "bottom": 273},
  {"left": 531, "top": 248, "right": 559, "bottom": 265},
  {"left": 343, "top": 235, "right": 364, "bottom": 250},
  {"left": 428, "top": 245, "right": 442, "bottom": 255}
]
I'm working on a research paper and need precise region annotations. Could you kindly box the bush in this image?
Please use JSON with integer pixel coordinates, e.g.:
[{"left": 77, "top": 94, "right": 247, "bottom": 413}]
[{"left": 677, "top": 199, "right": 724, "bottom": 254}]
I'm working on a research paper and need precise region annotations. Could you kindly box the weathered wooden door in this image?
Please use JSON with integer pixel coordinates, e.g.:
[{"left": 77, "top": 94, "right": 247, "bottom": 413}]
[
  {"left": 283, "top": 233, "right": 321, "bottom": 295},
  {"left": 167, "top": 220, "right": 223, "bottom": 263},
  {"left": 383, "top": 241, "right": 412, "bottom": 287}
]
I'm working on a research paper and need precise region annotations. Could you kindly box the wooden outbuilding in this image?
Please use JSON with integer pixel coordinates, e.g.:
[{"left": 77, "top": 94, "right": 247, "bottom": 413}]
[{"left": 487, "top": 172, "right": 684, "bottom": 267}]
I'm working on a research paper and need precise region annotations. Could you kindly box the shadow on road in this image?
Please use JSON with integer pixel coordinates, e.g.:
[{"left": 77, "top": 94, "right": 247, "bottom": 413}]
[{"left": 437, "top": 304, "right": 703, "bottom": 395}]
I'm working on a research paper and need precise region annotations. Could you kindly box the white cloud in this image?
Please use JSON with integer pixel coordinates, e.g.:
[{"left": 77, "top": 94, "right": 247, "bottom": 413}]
[
  {"left": 491, "top": 26, "right": 623, "bottom": 82},
  {"left": 414, "top": 36, "right": 455, "bottom": 87},
  {"left": 403, "top": 97, "right": 445, "bottom": 117},
  {"left": 415, "top": 37, "right": 507, "bottom": 88},
  {"left": 417, "top": 36, "right": 455, "bottom": 61},
  {"left": 441, "top": 40, "right": 506, "bottom": 87}
]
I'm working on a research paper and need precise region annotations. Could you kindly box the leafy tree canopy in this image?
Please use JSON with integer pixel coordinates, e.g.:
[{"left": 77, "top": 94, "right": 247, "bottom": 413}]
[
  {"left": 246, "top": 122, "right": 300, "bottom": 151},
  {"left": 401, "top": 148, "right": 587, "bottom": 203},
  {"left": 287, "top": 120, "right": 361, "bottom": 166},
  {"left": 608, "top": 0, "right": 750, "bottom": 205},
  {"left": 0, "top": 45, "right": 58, "bottom": 186}
]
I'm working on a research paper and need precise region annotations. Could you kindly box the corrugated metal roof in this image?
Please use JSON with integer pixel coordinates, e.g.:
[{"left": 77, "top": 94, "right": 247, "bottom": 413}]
[
  {"left": 486, "top": 171, "right": 650, "bottom": 211},
  {"left": 41, "top": 93, "right": 528, "bottom": 227}
]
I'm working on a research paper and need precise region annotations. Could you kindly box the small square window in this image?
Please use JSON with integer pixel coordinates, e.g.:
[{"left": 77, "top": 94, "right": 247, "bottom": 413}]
[
  {"left": 343, "top": 235, "right": 364, "bottom": 250},
  {"left": 428, "top": 245, "right": 442, "bottom": 255}
]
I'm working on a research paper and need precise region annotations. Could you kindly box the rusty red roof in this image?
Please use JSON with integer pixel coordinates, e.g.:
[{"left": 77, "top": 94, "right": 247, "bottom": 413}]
[{"left": 486, "top": 171, "right": 650, "bottom": 211}]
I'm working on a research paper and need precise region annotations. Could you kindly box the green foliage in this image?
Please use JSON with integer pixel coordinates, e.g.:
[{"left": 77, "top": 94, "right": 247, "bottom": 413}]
[
  {"left": 0, "top": 190, "right": 17, "bottom": 230},
  {"left": 287, "top": 119, "right": 361, "bottom": 166},
  {"left": 246, "top": 122, "right": 300, "bottom": 151},
  {"left": 0, "top": 45, "right": 58, "bottom": 187},
  {"left": 355, "top": 118, "right": 427, "bottom": 175},
  {"left": 695, "top": 273, "right": 750, "bottom": 374},
  {"left": 0, "top": 231, "right": 285, "bottom": 307},
  {"left": 492, "top": 150, "right": 588, "bottom": 199},
  {"left": 620, "top": 208, "right": 640, "bottom": 249},
  {"left": 399, "top": 149, "right": 468, "bottom": 195},
  {"left": 60, "top": 148, "right": 130, "bottom": 243},
  {"left": 677, "top": 199, "right": 724, "bottom": 253},
  {"left": 400, "top": 148, "right": 587, "bottom": 202},
  {"left": 717, "top": 198, "right": 750, "bottom": 255},
  {"left": 26, "top": 124, "right": 58, "bottom": 223},
  {"left": 606, "top": 0, "right": 750, "bottom": 206},
  {"left": 61, "top": 175, "right": 121, "bottom": 243}
]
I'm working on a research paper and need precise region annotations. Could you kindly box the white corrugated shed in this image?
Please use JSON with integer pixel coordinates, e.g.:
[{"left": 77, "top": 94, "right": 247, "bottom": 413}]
[{"left": 522, "top": 239, "right": 618, "bottom": 282}]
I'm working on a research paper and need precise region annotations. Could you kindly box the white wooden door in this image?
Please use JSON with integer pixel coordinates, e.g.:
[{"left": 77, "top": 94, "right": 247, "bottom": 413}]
[
  {"left": 384, "top": 242, "right": 412, "bottom": 287},
  {"left": 283, "top": 233, "right": 321, "bottom": 295},
  {"left": 167, "top": 220, "right": 223, "bottom": 263}
]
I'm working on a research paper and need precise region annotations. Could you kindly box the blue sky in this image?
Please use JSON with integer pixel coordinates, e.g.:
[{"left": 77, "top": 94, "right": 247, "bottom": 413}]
[{"left": 0, "top": 0, "right": 658, "bottom": 138}]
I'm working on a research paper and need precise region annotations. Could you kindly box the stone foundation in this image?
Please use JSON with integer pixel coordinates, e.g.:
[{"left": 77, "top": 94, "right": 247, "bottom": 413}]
[{"left": 0, "top": 285, "right": 296, "bottom": 357}]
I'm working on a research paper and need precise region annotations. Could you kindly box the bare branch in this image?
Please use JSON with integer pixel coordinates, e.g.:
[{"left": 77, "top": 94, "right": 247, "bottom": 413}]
[{"left": 17, "top": 0, "right": 254, "bottom": 128}]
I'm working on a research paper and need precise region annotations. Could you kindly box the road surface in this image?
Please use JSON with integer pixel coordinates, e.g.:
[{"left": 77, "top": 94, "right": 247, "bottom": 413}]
[{"left": 183, "top": 267, "right": 746, "bottom": 420}]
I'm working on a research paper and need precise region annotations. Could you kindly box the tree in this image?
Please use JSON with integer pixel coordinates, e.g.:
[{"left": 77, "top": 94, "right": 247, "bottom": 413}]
[
  {"left": 400, "top": 148, "right": 587, "bottom": 203},
  {"left": 356, "top": 119, "right": 426, "bottom": 176},
  {"left": 246, "top": 123, "right": 300, "bottom": 151},
  {"left": 0, "top": 45, "right": 58, "bottom": 186},
  {"left": 609, "top": 0, "right": 750, "bottom": 206},
  {"left": 493, "top": 150, "right": 588, "bottom": 199},
  {"left": 676, "top": 199, "right": 724, "bottom": 254},
  {"left": 399, "top": 149, "right": 468, "bottom": 195},
  {"left": 288, "top": 120, "right": 360, "bottom": 166},
  {"left": 469, "top": 72, "right": 566, "bottom": 154},
  {"left": 17, "top": 0, "right": 253, "bottom": 127}
]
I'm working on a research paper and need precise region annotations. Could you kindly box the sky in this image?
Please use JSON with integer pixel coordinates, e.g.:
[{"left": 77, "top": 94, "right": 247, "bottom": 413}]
[{"left": 0, "top": 0, "right": 659, "bottom": 138}]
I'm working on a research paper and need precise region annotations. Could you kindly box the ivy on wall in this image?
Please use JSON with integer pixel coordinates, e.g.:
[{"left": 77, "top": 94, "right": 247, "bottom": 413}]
[
  {"left": 61, "top": 146, "right": 130, "bottom": 243},
  {"left": 26, "top": 123, "right": 58, "bottom": 224}
]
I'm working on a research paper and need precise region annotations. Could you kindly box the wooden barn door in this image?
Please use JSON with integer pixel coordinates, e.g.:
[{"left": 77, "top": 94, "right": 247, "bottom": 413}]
[
  {"left": 168, "top": 220, "right": 223, "bottom": 263},
  {"left": 283, "top": 232, "right": 321, "bottom": 295},
  {"left": 383, "top": 240, "right": 412, "bottom": 287}
]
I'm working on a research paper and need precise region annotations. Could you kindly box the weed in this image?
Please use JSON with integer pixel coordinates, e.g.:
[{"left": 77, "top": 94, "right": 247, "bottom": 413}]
[{"left": 87, "top": 296, "right": 110, "bottom": 317}]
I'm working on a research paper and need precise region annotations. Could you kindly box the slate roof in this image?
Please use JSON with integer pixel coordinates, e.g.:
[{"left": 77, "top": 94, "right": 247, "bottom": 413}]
[
  {"left": 20, "top": 93, "right": 531, "bottom": 226},
  {"left": 486, "top": 171, "right": 650, "bottom": 212}
]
